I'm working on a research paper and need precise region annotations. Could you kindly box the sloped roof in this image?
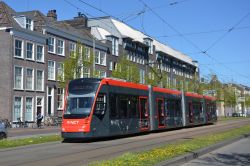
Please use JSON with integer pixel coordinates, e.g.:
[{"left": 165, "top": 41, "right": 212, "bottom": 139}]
[
  {"left": 0, "top": 1, "right": 16, "bottom": 27},
  {"left": 153, "top": 40, "right": 194, "bottom": 64},
  {"left": 93, "top": 17, "right": 195, "bottom": 65},
  {"left": 111, "top": 18, "right": 146, "bottom": 43},
  {"left": 91, "top": 26, "right": 111, "bottom": 40}
]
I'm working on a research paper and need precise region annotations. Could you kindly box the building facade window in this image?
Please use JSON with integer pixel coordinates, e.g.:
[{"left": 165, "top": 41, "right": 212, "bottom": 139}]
[
  {"left": 36, "top": 45, "right": 44, "bottom": 62},
  {"left": 57, "top": 63, "right": 64, "bottom": 81},
  {"left": 14, "top": 66, "right": 23, "bottom": 89},
  {"left": 96, "top": 70, "right": 106, "bottom": 78},
  {"left": 114, "top": 62, "right": 117, "bottom": 70},
  {"left": 112, "top": 37, "right": 119, "bottom": 56},
  {"left": 26, "top": 18, "right": 33, "bottom": 30},
  {"left": 48, "top": 61, "right": 55, "bottom": 80},
  {"left": 77, "top": 45, "right": 82, "bottom": 57},
  {"left": 26, "top": 42, "right": 34, "bottom": 60},
  {"left": 57, "top": 88, "right": 64, "bottom": 110},
  {"left": 109, "top": 61, "right": 113, "bottom": 71},
  {"left": 144, "top": 38, "right": 153, "bottom": 54},
  {"left": 13, "top": 97, "right": 22, "bottom": 122},
  {"left": 100, "top": 51, "right": 106, "bottom": 66},
  {"left": 139, "top": 69, "right": 145, "bottom": 84},
  {"left": 95, "top": 50, "right": 100, "bottom": 64},
  {"left": 81, "top": 67, "right": 89, "bottom": 78},
  {"left": 69, "top": 42, "right": 76, "bottom": 57},
  {"left": 57, "top": 39, "right": 64, "bottom": 56},
  {"left": 36, "top": 97, "right": 43, "bottom": 116},
  {"left": 84, "top": 47, "right": 91, "bottom": 61},
  {"left": 100, "top": 71, "right": 106, "bottom": 78},
  {"left": 26, "top": 68, "right": 34, "bottom": 90},
  {"left": 25, "top": 97, "right": 33, "bottom": 121},
  {"left": 48, "top": 37, "right": 55, "bottom": 53},
  {"left": 36, "top": 70, "right": 44, "bottom": 91},
  {"left": 15, "top": 39, "right": 23, "bottom": 58},
  {"left": 95, "top": 50, "right": 106, "bottom": 66},
  {"left": 47, "top": 87, "right": 54, "bottom": 116}
]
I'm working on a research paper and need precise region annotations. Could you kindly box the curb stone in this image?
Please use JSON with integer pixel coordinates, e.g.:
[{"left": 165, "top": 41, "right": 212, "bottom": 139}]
[{"left": 156, "top": 133, "right": 250, "bottom": 166}]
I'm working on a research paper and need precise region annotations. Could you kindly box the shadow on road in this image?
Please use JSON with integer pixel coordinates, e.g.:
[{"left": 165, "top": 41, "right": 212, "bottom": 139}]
[{"left": 192, "top": 152, "right": 250, "bottom": 166}]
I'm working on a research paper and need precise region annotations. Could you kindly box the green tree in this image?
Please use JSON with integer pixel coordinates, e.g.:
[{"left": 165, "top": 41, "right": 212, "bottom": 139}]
[
  {"left": 223, "top": 85, "right": 237, "bottom": 108},
  {"left": 145, "top": 65, "right": 162, "bottom": 87},
  {"left": 111, "top": 56, "right": 140, "bottom": 83},
  {"left": 245, "top": 95, "right": 250, "bottom": 108},
  {"left": 58, "top": 43, "right": 95, "bottom": 88},
  {"left": 185, "top": 74, "right": 200, "bottom": 93}
]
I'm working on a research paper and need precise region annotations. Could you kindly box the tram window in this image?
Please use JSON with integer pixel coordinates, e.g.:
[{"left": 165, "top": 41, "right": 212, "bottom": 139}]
[
  {"left": 119, "top": 96, "right": 128, "bottom": 118},
  {"left": 94, "top": 94, "right": 106, "bottom": 119},
  {"left": 128, "top": 96, "right": 138, "bottom": 118},
  {"left": 165, "top": 100, "right": 170, "bottom": 117},
  {"left": 193, "top": 103, "right": 198, "bottom": 116},
  {"left": 140, "top": 98, "right": 148, "bottom": 119},
  {"left": 169, "top": 101, "right": 175, "bottom": 117},
  {"left": 175, "top": 100, "right": 181, "bottom": 117},
  {"left": 110, "top": 94, "right": 118, "bottom": 119}
]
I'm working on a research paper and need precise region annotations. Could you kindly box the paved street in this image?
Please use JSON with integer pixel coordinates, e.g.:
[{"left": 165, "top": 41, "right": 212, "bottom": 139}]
[
  {"left": 0, "top": 119, "right": 249, "bottom": 166},
  {"left": 7, "top": 127, "right": 60, "bottom": 139},
  {"left": 181, "top": 137, "right": 250, "bottom": 166}
]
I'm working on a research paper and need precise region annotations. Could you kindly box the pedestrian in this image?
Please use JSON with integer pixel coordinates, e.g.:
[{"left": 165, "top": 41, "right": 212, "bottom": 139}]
[{"left": 36, "top": 112, "right": 43, "bottom": 128}]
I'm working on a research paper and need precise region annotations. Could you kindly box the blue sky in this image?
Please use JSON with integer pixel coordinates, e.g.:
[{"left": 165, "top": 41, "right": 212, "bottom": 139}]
[{"left": 4, "top": 0, "right": 250, "bottom": 86}]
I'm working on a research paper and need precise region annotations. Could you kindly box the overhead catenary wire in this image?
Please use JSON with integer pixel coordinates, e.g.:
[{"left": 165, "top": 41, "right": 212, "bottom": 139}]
[
  {"left": 138, "top": 0, "right": 250, "bottom": 83},
  {"left": 64, "top": 0, "right": 250, "bottom": 85},
  {"left": 138, "top": 0, "right": 204, "bottom": 53},
  {"left": 118, "top": 0, "right": 191, "bottom": 21},
  {"left": 77, "top": 0, "right": 120, "bottom": 21},
  {"left": 204, "top": 13, "right": 250, "bottom": 52},
  {"left": 63, "top": 0, "right": 118, "bottom": 37},
  {"left": 156, "top": 26, "right": 250, "bottom": 38}
]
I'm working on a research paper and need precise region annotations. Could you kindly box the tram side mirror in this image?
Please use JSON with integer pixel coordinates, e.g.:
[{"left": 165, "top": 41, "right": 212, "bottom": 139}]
[
  {"left": 94, "top": 108, "right": 106, "bottom": 120},
  {"left": 94, "top": 109, "right": 105, "bottom": 115}
]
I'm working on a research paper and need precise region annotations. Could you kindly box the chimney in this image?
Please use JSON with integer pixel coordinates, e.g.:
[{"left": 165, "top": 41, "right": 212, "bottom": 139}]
[
  {"left": 74, "top": 12, "right": 88, "bottom": 27},
  {"left": 47, "top": 10, "right": 57, "bottom": 21}
]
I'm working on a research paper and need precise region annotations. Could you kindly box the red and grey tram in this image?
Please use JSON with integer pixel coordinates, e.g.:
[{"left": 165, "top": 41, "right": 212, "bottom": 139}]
[{"left": 61, "top": 78, "right": 217, "bottom": 139}]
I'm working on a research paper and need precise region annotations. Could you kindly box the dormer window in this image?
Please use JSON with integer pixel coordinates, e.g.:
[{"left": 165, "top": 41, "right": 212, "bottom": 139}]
[
  {"left": 26, "top": 18, "right": 33, "bottom": 30},
  {"left": 106, "top": 36, "right": 119, "bottom": 56},
  {"left": 13, "top": 16, "right": 33, "bottom": 31},
  {"left": 144, "top": 38, "right": 153, "bottom": 54},
  {"left": 111, "top": 37, "right": 119, "bottom": 56}
]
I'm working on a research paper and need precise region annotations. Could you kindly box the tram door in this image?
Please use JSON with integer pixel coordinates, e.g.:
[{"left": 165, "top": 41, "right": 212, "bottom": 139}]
[
  {"left": 139, "top": 97, "right": 149, "bottom": 130},
  {"left": 157, "top": 98, "right": 165, "bottom": 128},
  {"left": 188, "top": 101, "right": 194, "bottom": 123},
  {"left": 206, "top": 103, "right": 211, "bottom": 121}
]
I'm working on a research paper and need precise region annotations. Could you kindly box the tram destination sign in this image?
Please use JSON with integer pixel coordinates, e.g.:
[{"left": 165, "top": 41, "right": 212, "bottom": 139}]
[{"left": 69, "top": 81, "right": 98, "bottom": 94}]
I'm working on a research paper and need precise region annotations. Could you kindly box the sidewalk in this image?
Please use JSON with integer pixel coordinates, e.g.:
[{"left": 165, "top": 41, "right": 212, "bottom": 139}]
[
  {"left": 156, "top": 133, "right": 250, "bottom": 166},
  {"left": 7, "top": 126, "right": 60, "bottom": 140}
]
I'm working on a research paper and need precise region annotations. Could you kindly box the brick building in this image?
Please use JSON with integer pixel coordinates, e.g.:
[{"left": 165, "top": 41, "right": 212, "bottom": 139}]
[
  {"left": 0, "top": 2, "right": 109, "bottom": 123},
  {"left": 0, "top": 2, "right": 198, "bottom": 123},
  {"left": 88, "top": 17, "right": 198, "bottom": 86}
]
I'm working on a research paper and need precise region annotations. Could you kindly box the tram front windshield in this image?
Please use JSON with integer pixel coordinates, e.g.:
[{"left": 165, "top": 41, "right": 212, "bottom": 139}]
[{"left": 64, "top": 96, "right": 94, "bottom": 118}]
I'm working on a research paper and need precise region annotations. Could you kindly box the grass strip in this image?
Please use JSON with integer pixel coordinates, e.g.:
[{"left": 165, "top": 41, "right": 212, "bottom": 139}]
[
  {"left": 89, "top": 125, "right": 250, "bottom": 166},
  {"left": 218, "top": 116, "right": 249, "bottom": 122},
  {"left": 0, "top": 134, "right": 62, "bottom": 149}
]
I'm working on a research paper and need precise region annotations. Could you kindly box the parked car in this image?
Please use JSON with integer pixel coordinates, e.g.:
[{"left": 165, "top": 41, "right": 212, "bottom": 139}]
[
  {"left": 232, "top": 112, "right": 242, "bottom": 117},
  {"left": 0, "top": 120, "right": 7, "bottom": 139}
]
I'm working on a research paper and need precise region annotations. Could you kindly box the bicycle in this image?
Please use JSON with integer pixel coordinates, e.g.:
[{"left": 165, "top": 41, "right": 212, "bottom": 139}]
[
  {"left": 32, "top": 121, "right": 44, "bottom": 129},
  {"left": 2, "top": 119, "right": 12, "bottom": 128}
]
